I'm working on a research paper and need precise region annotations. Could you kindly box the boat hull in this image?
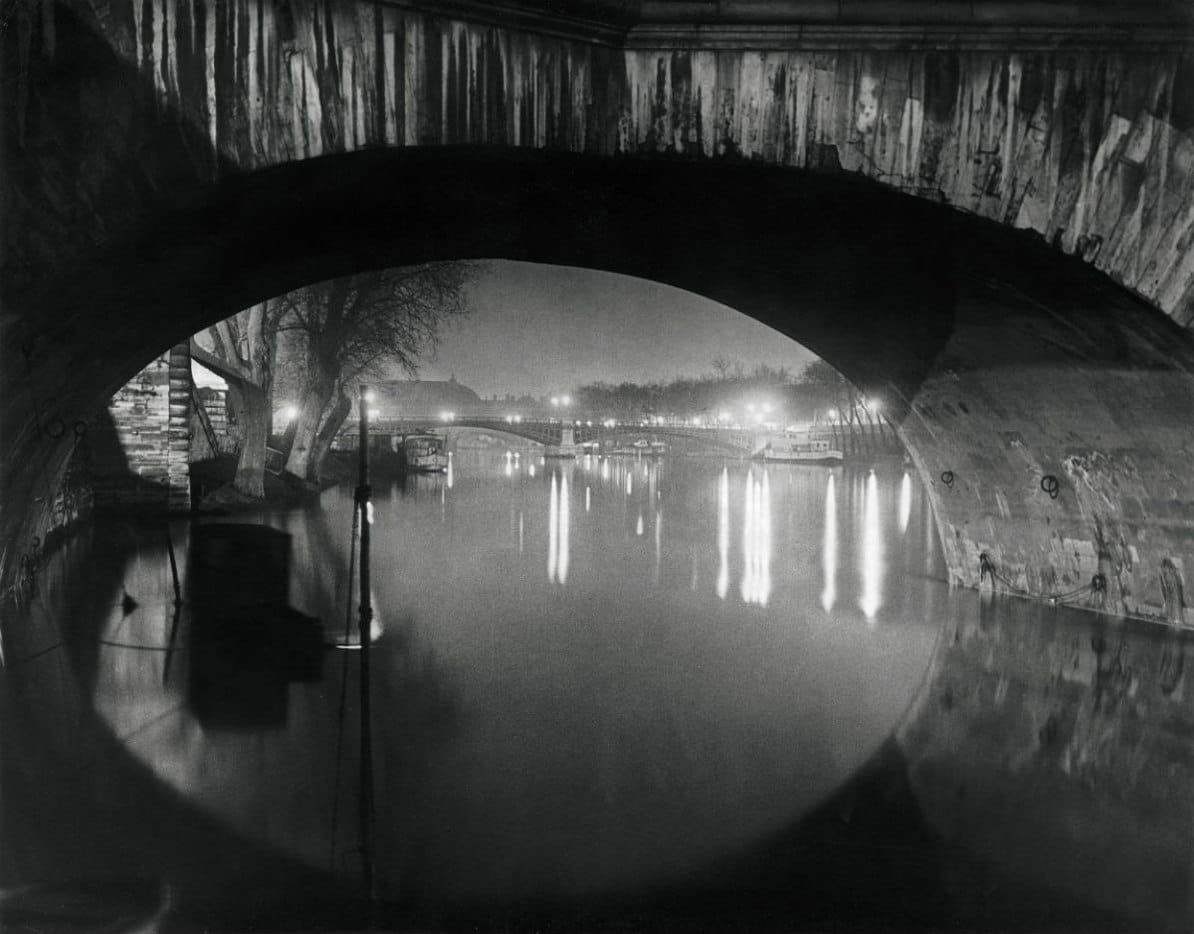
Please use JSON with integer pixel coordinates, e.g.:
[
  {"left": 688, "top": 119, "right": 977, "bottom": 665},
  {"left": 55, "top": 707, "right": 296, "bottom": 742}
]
[
  {"left": 755, "top": 452, "right": 844, "bottom": 465},
  {"left": 405, "top": 455, "right": 448, "bottom": 473}
]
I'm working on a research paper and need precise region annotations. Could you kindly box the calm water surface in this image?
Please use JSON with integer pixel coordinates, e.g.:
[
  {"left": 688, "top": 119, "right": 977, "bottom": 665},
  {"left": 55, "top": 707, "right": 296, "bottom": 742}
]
[{"left": 77, "top": 451, "right": 951, "bottom": 898}]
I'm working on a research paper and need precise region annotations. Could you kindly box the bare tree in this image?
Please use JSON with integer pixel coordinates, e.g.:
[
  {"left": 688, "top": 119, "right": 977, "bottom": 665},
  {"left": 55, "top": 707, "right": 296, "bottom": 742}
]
[
  {"left": 282, "top": 263, "right": 473, "bottom": 482},
  {"left": 711, "top": 355, "right": 732, "bottom": 381},
  {"left": 199, "top": 300, "right": 286, "bottom": 498}
]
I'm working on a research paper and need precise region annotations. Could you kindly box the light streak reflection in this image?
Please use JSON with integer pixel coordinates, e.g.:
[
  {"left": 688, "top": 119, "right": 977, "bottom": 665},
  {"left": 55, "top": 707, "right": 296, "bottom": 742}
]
[
  {"left": 860, "top": 470, "right": 882, "bottom": 622},
  {"left": 899, "top": 472, "right": 911, "bottom": 533},
  {"left": 821, "top": 473, "right": 837, "bottom": 612},
  {"left": 559, "top": 472, "right": 570, "bottom": 584},
  {"left": 716, "top": 467, "right": 729, "bottom": 600},
  {"left": 654, "top": 508, "right": 662, "bottom": 583},
  {"left": 548, "top": 473, "right": 558, "bottom": 582},
  {"left": 740, "top": 469, "right": 772, "bottom": 606},
  {"left": 547, "top": 471, "right": 571, "bottom": 585}
]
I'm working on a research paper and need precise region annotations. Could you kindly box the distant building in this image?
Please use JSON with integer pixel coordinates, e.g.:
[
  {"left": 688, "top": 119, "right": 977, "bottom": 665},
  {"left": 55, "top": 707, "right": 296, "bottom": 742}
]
[{"left": 372, "top": 376, "right": 485, "bottom": 417}]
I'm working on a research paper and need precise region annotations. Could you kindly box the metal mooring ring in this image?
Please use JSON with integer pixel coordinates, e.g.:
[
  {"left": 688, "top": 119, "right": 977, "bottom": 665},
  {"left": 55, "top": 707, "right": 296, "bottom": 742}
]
[
  {"left": 44, "top": 417, "right": 65, "bottom": 439},
  {"left": 940, "top": 470, "right": 955, "bottom": 488},
  {"left": 1040, "top": 475, "right": 1060, "bottom": 499}
]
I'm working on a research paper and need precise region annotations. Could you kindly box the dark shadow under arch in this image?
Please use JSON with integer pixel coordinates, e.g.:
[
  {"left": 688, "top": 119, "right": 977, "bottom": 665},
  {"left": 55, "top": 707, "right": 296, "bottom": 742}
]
[{"left": 8, "top": 144, "right": 1194, "bottom": 597}]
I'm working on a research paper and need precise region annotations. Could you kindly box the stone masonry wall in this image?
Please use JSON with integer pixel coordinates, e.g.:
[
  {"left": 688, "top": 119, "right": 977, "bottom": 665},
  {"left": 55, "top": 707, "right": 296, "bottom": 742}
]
[
  {"left": 44, "top": 0, "right": 1194, "bottom": 327},
  {"left": 92, "top": 343, "right": 191, "bottom": 511}
]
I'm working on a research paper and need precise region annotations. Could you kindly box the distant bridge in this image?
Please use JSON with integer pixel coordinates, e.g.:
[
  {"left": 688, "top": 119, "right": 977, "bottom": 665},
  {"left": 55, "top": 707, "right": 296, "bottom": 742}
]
[
  {"left": 336, "top": 417, "right": 759, "bottom": 453},
  {"left": 334, "top": 415, "right": 906, "bottom": 459}
]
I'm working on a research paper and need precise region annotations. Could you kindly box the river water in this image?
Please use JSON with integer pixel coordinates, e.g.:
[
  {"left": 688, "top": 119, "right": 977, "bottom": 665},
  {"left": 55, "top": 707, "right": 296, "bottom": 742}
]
[{"left": 31, "top": 450, "right": 956, "bottom": 900}]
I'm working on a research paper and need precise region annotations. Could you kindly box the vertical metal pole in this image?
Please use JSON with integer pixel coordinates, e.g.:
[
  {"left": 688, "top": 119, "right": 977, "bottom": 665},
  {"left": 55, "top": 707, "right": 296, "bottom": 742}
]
[
  {"left": 357, "top": 386, "right": 375, "bottom": 904},
  {"left": 164, "top": 524, "right": 182, "bottom": 606}
]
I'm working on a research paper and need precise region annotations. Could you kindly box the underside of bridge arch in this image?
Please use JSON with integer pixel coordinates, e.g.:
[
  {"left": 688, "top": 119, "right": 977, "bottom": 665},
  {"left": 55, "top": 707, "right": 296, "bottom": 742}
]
[{"left": 4, "top": 2, "right": 1194, "bottom": 626}]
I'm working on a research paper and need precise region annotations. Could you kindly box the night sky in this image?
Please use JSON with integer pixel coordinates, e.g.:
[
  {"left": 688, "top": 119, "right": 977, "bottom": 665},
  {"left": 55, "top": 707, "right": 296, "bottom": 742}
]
[{"left": 416, "top": 261, "right": 816, "bottom": 399}]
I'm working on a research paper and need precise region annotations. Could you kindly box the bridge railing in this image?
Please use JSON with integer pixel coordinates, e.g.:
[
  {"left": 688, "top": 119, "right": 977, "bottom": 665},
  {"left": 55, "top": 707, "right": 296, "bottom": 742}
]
[{"left": 328, "top": 415, "right": 904, "bottom": 459}]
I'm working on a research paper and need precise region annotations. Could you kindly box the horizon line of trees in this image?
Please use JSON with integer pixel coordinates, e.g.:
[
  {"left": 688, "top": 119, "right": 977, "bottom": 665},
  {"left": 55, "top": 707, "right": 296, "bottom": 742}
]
[{"left": 574, "top": 358, "right": 857, "bottom": 422}]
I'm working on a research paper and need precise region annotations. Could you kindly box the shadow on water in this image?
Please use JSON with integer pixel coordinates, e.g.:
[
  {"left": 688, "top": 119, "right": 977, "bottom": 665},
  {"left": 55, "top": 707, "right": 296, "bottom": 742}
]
[
  {"left": 186, "top": 523, "right": 324, "bottom": 729},
  {"left": 0, "top": 523, "right": 358, "bottom": 932}
]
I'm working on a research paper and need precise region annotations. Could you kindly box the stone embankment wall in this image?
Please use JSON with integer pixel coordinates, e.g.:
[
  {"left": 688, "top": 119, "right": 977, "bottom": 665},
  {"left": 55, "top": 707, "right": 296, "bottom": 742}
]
[{"left": 89, "top": 344, "right": 192, "bottom": 512}]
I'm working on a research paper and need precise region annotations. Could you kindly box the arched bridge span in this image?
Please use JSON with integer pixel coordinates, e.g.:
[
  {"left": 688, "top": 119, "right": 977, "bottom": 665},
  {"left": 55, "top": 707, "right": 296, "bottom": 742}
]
[
  {"left": 351, "top": 417, "right": 757, "bottom": 453},
  {"left": 4, "top": 2, "right": 1194, "bottom": 624}
]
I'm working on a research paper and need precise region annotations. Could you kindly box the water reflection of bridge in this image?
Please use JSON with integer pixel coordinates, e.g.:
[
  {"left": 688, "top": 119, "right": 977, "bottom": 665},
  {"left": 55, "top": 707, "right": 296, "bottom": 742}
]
[{"left": 335, "top": 416, "right": 903, "bottom": 459}]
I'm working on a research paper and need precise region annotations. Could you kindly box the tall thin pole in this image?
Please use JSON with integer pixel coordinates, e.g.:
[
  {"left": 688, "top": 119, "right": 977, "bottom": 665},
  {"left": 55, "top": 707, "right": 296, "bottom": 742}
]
[{"left": 357, "top": 386, "right": 375, "bottom": 904}]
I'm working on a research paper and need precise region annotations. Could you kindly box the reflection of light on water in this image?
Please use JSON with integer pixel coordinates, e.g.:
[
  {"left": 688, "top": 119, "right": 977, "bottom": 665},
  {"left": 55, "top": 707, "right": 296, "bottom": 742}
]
[
  {"left": 741, "top": 471, "right": 753, "bottom": 601},
  {"left": 330, "top": 603, "right": 385, "bottom": 648},
  {"left": 654, "top": 508, "right": 662, "bottom": 583},
  {"left": 446, "top": 455, "right": 454, "bottom": 489},
  {"left": 636, "top": 512, "right": 644, "bottom": 536},
  {"left": 518, "top": 512, "right": 524, "bottom": 554},
  {"left": 548, "top": 473, "right": 559, "bottom": 582},
  {"left": 627, "top": 474, "right": 633, "bottom": 496},
  {"left": 529, "top": 465, "right": 536, "bottom": 478},
  {"left": 559, "top": 472, "right": 570, "bottom": 584},
  {"left": 585, "top": 486, "right": 591, "bottom": 511},
  {"left": 602, "top": 460, "right": 610, "bottom": 480},
  {"left": 716, "top": 467, "right": 729, "bottom": 600},
  {"left": 899, "top": 472, "right": 911, "bottom": 533},
  {"left": 759, "top": 471, "right": 772, "bottom": 605},
  {"left": 821, "top": 473, "right": 837, "bottom": 612},
  {"left": 740, "top": 469, "right": 772, "bottom": 606},
  {"left": 547, "top": 472, "right": 571, "bottom": 584},
  {"left": 860, "top": 470, "right": 882, "bottom": 622}
]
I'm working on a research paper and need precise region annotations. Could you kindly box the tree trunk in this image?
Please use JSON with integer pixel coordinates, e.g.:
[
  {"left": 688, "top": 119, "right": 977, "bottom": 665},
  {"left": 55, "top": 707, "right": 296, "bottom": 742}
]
[
  {"left": 224, "top": 380, "right": 246, "bottom": 452},
  {"left": 233, "top": 383, "right": 271, "bottom": 497},
  {"left": 285, "top": 374, "right": 335, "bottom": 481},
  {"left": 307, "top": 391, "right": 352, "bottom": 481}
]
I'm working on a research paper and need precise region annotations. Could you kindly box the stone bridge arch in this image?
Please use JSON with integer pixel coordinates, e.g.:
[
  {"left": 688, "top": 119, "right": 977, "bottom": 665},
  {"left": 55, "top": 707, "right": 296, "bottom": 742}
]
[
  {"left": 13, "top": 0, "right": 1194, "bottom": 319},
  {"left": 4, "top": 1, "right": 1194, "bottom": 625}
]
